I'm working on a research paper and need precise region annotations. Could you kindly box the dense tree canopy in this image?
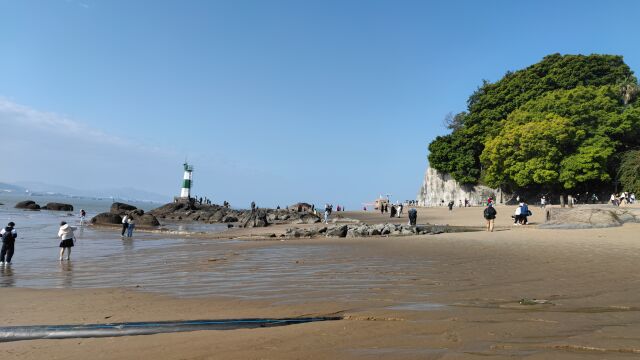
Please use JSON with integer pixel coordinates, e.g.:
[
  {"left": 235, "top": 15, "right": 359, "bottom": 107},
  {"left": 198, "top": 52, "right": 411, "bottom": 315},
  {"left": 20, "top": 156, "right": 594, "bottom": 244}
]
[
  {"left": 618, "top": 150, "right": 640, "bottom": 194},
  {"left": 428, "top": 54, "right": 640, "bottom": 193}
]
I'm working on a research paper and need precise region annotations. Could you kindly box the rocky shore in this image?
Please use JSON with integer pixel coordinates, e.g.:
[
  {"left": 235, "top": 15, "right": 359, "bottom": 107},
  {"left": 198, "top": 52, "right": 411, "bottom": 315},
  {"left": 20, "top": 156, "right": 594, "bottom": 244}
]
[
  {"left": 284, "top": 223, "right": 456, "bottom": 238},
  {"left": 148, "top": 202, "right": 321, "bottom": 228}
]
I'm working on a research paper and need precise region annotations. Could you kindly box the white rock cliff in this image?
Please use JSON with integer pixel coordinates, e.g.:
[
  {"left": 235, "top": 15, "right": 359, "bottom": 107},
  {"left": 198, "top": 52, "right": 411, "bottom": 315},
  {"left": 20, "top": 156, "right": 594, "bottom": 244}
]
[{"left": 417, "top": 166, "right": 502, "bottom": 206}]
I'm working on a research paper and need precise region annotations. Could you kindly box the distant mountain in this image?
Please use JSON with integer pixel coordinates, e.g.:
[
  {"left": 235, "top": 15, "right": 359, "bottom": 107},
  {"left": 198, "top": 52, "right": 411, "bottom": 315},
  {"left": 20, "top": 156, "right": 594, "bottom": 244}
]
[
  {"left": 9, "top": 181, "right": 170, "bottom": 203},
  {"left": 0, "top": 182, "right": 27, "bottom": 193}
]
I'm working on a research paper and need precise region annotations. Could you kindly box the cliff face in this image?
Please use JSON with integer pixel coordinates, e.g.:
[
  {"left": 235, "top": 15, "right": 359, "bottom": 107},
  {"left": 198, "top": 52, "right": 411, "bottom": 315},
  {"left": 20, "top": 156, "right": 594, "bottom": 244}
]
[{"left": 417, "top": 167, "right": 501, "bottom": 206}]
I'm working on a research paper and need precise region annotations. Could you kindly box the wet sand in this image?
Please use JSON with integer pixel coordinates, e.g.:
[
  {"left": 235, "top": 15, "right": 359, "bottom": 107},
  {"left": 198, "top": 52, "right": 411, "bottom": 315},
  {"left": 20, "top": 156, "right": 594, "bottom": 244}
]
[{"left": 3, "top": 206, "right": 640, "bottom": 359}]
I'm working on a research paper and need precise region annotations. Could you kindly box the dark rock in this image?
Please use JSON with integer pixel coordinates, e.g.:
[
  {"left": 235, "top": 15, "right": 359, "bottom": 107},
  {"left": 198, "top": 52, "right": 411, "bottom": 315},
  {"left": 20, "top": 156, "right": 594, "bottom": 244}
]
[
  {"left": 130, "top": 209, "right": 145, "bottom": 216},
  {"left": 135, "top": 213, "right": 160, "bottom": 227},
  {"left": 15, "top": 200, "right": 40, "bottom": 210},
  {"left": 326, "top": 225, "right": 348, "bottom": 237},
  {"left": 110, "top": 202, "right": 137, "bottom": 215},
  {"left": 222, "top": 215, "right": 238, "bottom": 223},
  {"left": 91, "top": 212, "right": 122, "bottom": 225},
  {"left": 243, "top": 209, "right": 270, "bottom": 228},
  {"left": 42, "top": 202, "right": 74, "bottom": 211}
]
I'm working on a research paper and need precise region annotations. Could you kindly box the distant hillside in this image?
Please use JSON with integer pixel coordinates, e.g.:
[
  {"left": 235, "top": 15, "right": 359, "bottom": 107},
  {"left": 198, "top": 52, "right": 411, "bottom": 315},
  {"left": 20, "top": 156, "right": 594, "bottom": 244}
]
[
  {"left": 6, "top": 181, "right": 169, "bottom": 203},
  {"left": 0, "top": 182, "right": 27, "bottom": 193}
]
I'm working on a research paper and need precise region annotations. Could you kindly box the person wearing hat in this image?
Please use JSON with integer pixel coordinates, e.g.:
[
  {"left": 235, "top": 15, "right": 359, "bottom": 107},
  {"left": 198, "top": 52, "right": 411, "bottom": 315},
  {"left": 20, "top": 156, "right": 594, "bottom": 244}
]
[
  {"left": 0, "top": 222, "right": 17, "bottom": 265},
  {"left": 483, "top": 203, "right": 497, "bottom": 232},
  {"left": 57, "top": 221, "right": 76, "bottom": 261}
]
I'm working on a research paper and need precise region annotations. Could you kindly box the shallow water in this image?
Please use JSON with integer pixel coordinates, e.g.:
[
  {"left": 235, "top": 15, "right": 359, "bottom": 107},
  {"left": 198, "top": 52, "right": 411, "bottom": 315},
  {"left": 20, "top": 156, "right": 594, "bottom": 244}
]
[{"left": 0, "top": 197, "right": 436, "bottom": 305}]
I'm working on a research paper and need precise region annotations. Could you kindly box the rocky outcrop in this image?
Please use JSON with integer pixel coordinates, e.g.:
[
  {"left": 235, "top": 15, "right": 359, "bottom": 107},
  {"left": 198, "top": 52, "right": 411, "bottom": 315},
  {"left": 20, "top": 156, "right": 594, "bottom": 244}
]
[
  {"left": 417, "top": 166, "right": 503, "bottom": 206},
  {"left": 91, "top": 212, "right": 122, "bottom": 225},
  {"left": 540, "top": 206, "right": 640, "bottom": 229},
  {"left": 110, "top": 202, "right": 137, "bottom": 215},
  {"left": 149, "top": 202, "right": 321, "bottom": 227},
  {"left": 42, "top": 202, "right": 74, "bottom": 211},
  {"left": 285, "top": 223, "right": 449, "bottom": 238},
  {"left": 15, "top": 200, "right": 41, "bottom": 210},
  {"left": 242, "top": 209, "right": 269, "bottom": 228}
]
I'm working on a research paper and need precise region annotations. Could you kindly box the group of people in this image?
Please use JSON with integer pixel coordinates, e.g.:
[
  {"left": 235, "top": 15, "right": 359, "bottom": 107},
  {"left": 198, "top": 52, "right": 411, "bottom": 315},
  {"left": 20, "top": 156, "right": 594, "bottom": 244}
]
[
  {"left": 610, "top": 192, "right": 636, "bottom": 206},
  {"left": 1, "top": 220, "right": 78, "bottom": 265},
  {"left": 482, "top": 198, "right": 533, "bottom": 232}
]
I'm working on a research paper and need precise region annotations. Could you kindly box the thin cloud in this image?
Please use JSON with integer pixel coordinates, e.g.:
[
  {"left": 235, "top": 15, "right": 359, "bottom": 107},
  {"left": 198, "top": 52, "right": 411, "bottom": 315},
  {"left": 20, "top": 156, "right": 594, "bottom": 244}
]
[{"left": 0, "top": 97, "right": 170, "bottom": 155}]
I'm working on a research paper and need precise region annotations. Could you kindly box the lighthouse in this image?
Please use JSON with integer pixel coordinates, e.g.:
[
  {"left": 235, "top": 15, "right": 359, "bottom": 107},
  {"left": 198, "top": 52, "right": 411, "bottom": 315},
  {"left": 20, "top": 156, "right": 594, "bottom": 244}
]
[{"left": 180, "top": 162, "right": 194, "bottom": 200}]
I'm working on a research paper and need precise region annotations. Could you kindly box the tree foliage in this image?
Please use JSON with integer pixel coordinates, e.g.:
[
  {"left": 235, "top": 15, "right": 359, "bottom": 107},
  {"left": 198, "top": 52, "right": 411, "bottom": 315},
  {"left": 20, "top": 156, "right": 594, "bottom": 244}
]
[
  {"left": 429, "top": 53, "right": 640, "bottom": 192},
  {"left": 618, "top": 150, "right": 640, "bottom": 194}
]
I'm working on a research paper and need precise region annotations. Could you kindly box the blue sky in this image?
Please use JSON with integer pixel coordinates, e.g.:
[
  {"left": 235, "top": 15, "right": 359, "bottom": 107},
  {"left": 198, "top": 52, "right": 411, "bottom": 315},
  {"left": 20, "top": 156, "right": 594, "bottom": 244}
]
[{"left": 1, "top": 0, "right": 640, "bottom": 208}]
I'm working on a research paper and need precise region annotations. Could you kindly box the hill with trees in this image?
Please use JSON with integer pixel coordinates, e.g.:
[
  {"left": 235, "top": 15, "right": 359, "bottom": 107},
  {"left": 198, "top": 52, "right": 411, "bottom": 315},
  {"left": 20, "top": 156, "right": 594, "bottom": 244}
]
[{"left": 428, "top": 54, "right": 640, "bottom": 195}]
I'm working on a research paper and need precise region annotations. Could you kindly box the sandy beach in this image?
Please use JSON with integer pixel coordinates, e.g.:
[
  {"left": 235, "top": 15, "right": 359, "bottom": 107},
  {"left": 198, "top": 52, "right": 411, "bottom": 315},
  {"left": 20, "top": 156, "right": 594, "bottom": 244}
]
[{"left": 2, "top": 205, "right": 640, "bottom": 359}]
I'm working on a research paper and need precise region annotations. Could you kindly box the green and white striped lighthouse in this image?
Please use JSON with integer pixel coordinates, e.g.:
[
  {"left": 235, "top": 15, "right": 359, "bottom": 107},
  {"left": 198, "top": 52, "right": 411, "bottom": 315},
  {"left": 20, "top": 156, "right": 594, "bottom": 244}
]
[{"left": 180, "top": 162, "right": 194, "bottom": 199}]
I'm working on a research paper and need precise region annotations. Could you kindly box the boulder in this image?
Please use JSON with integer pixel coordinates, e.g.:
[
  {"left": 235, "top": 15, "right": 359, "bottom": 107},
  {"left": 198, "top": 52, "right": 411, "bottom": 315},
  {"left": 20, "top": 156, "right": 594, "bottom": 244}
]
[
  {"left": 15, "top": 200, "right": 40, "bottom": 210},
  {"left": 110, "top": 202, "right": 137, "bottom": 215},
  {"left": 91, "top": 212, "right": 122, "bottom": 225},
  {"left": 325, "top": 225, "right": 348, "bottom": 238},
  {"left": 43, "top": 202, "right": 74, "bottom": 211},
  {"left": 135, "top": 213, "right": 160, "bottom": 227},
  {"left": 222, "top": 215, "right": 238, "bottom": 223},
  {"left": 243, "top": 210, "right": 270, "bottom": 228}
]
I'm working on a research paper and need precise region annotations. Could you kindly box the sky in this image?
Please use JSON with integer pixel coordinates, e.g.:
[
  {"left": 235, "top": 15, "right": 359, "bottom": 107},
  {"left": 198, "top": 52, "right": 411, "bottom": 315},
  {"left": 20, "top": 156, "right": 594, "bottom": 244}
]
[{"left": 1, "top": 0, "right": 640, "bottom": 208}]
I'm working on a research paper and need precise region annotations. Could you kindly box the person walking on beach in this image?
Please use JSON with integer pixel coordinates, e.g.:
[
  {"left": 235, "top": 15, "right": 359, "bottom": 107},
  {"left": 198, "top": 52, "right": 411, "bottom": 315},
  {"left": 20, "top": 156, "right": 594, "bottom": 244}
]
[
  {"left": 57, "top": 221, "right": 76, "bottom": 261},
  {"left": 448, "top": 200, "right": 454, "bottom": 212},
  {"left": 251, "top": 201, "right": 256, "bottom": 212},
  {"left": 126, "top": 216, "right": 136, "bottom": 237},
  {"left": 483, "top": 203, "right": 496, "bottom": 232},
  {"left": 324, "top": 203, "right": 332, "bottom": 224},
  {"left": 380, "top": 203, "right": 384, "bottom": 214},
  {"left": 390, "top": 205, "right": 397, "bottom": 218},
  {"left": 0, "top": 222, "right": 17, "bottom": 266},
  {"left": 540, "top": 196, "right": 546, "bottom": 208},
  {"left": 408, "top": 208, "right": 417, "bottom": 226},
  {"left": 79, "top": 209, "right": 86, "bottom": 226}
]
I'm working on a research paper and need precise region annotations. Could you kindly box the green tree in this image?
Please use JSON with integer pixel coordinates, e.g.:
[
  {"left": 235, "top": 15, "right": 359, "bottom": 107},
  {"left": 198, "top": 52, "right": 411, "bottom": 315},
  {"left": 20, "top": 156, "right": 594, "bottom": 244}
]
[
  {"left": 618, "top": 150, "right": 640, "bottom": 194},
  {"left": 428, "top": 54, "right": 637, "bottom": 185}
]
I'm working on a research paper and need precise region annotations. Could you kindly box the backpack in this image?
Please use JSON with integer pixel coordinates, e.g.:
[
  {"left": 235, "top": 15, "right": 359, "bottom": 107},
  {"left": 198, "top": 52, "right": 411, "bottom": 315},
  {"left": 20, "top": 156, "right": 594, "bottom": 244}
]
[
  {"left": 2, "top": 228, "right": 14, "bottom": 242},
  {"left": 483, "top": 207, "right": 496, "bottom": 219}
]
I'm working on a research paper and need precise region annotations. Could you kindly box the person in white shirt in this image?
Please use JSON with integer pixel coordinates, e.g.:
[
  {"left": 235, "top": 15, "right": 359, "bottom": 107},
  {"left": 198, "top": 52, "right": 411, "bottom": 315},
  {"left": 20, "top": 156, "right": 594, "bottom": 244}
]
[{"left": 58, "top": 221, "right": 76, "bottom": 261}]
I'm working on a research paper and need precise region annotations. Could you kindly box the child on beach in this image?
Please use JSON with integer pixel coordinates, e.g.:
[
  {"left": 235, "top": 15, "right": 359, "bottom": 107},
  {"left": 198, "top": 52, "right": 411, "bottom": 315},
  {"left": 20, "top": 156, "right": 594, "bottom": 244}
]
[
  {"left": 0, "top": 222, "right": 17, "bottom": 265},
  {"left": 58, "top": 221, "right": 76, "bottom": 261}
]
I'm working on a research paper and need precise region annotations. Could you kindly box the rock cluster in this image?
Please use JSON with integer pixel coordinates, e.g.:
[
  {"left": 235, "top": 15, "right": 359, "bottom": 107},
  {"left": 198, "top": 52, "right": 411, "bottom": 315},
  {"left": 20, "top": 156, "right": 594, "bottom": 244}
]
[
  {"left": 15, "top": 200, "right": 41, "bottom": 210},
  {"left": 149, "top": 203, "right": 321, "bottom": 228},
  {"left": 91, "top": 202, "right": 160, "bottom": 227},
  {"left": 285, "top": 223, "right": 448, "bottom": 238},
  {"left": 42, "top": 202, "right": 74, "bottom": 211}
]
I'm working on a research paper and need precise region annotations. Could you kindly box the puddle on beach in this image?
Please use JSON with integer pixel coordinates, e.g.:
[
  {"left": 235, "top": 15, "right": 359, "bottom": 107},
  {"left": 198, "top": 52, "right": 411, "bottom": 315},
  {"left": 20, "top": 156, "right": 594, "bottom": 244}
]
[{"left": 388, "top": 303, "right": 446, "bottom": 311}]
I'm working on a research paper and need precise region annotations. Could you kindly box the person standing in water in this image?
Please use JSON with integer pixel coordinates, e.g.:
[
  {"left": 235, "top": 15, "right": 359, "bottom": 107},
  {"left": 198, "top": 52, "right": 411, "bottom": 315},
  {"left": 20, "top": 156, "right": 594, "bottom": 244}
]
[
  {"left": 79, "top": 209, "right": 86, "bottom": 226},
  {"left": 0, "top": 222, "right": 17, "bottom": 266},
  {"left": 58, "top": 221, "right": 76, "bottom": 261},
  {"left": 121, "top": 214, "right": 129, "bottom": 237},
  {"left": 126, "top": 216, "right": 136, "bottom": 237}
]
